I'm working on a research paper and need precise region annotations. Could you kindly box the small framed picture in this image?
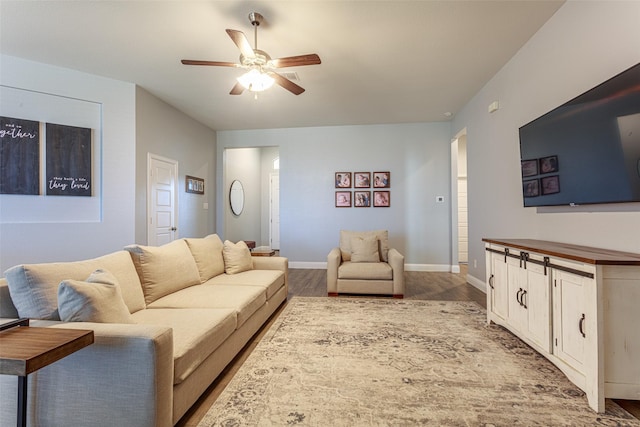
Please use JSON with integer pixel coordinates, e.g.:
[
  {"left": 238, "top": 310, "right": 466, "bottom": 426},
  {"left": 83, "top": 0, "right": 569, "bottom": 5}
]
[
  {"left": 335, "top": 172, "right": 352, "bottom": 188},
  {"left": 354, "top": 172, "right": 371, "bottom": 188},
  {"left": 373, "top": 171, "right": 390, "bottom": 188},
  {"left": 354, "top": 191, "right": 371, "bottom": 207},
  {"left": 521, "top": 159, "right": 538, "bottom": 177},
  {"left": 186, "top": 175, "right": 205, "bottom": 195},
  {"left": 373, "top": 191, "right": 390, "bottom": 207},
  {"left": 335, "top": 191, "right": 352, "bottom": 207},
  {"left": 539, "top": 155, "right": 559, "bottom": 174},
  {"left": 541, "top": 175, "right": 560, "bottom": 195},
  {"left": 523, "top": 179, "right": 539, "bottom": 197}
]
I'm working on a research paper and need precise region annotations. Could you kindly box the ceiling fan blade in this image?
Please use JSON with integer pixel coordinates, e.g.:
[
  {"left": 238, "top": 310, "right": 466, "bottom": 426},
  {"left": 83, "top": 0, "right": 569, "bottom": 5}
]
[
  {"left": 181, "top": 59, "right": 239, "bottom": 67},
  {"left": 270, "top": 72, "right": 305, "bottom": 95},
  {"left": 226, "top": 29, "right": 255, "bottom": 59},
  {"left": 230, "top": 82, "right": 245, "bottom": 95},
  {"left": 271, "top": 54, "right": 321, "bottom": 68}
]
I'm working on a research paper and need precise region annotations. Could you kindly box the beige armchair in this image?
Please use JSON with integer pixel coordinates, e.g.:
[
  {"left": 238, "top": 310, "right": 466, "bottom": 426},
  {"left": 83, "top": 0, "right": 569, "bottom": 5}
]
[{"left": 327, "top": 230, "right": 405, "bottom": 298}]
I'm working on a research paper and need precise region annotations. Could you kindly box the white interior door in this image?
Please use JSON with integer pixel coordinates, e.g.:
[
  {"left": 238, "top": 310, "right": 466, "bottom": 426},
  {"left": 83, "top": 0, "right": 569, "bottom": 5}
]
[
  {"left": 147, "top": 153, "right": 178, "bottom": 246},
  {"left": 270, "top": 173, "right": 280, "bottom": 250}
]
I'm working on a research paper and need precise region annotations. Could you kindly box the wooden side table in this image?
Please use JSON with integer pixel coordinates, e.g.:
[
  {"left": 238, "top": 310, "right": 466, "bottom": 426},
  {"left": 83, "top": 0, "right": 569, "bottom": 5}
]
[
  {"left": 0, "top": 319, "right": 94, "bottom": 427},
  {"left": 251, "top": 249, "right": 276, "bottom": 257}
]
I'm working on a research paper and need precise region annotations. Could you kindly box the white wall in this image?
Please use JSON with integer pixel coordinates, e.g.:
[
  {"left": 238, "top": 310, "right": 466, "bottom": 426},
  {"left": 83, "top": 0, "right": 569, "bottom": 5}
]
[
  {"left": 0, "top": 55, "right": 136, "bottom": 272},
  {"left": 452, "top": 1, "right": 640, "bottom": 284},
  {"left": 217, "top": 122, "right": 453, "bottom": 269},
  {"left": 135, "top": 87, "right": 216, "bottom": 243}
]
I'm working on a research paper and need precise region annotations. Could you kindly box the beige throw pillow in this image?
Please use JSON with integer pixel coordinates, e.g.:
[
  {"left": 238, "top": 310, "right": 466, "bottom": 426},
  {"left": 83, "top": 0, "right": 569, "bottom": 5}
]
[
  {"left": 222, "top": 240, "right": 253, "bottom": 274},
  {"left": 125, "top": 239, "right": 201, "bottom": 304},
  {"left": 350, "top": 236, "right": 381, "bottom": 263},
  {"left": 340, "top": 230, "right": 389, "bottom": 262},
  {"left": 184, "top": 234, "right": 225, "bottom": 282},
  {"left": 57, "top": 269, "right": 135, "bottom": 323}
]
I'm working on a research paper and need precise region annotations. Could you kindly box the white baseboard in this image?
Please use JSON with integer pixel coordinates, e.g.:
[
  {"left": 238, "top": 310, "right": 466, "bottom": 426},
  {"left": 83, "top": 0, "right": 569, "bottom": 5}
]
[
  {"left": 405, "top": 264, "right": 454, "bottom": 272},
  {"left": 466, "top": 274, "right": 486, "bottom": 293},
  {"left": 288, "top": 262, "right": 458, "bottom": 272}
]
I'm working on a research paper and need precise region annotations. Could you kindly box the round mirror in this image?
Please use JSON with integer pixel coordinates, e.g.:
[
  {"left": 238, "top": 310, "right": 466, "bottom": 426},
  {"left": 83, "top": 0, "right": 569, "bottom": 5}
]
[{"left": 229, "top": 180, "right": 245, "bottom": 216}]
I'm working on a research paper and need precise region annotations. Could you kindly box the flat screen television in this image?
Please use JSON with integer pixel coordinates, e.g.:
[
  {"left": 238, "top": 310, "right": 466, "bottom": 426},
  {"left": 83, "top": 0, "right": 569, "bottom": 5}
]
[{"left": 519, "top": 62, "right": 640, "bottom": 207}]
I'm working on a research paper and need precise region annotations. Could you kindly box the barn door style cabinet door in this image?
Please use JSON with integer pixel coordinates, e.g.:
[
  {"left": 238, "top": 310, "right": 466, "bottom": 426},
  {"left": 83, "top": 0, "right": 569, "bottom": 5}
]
[{"left": 484, "top": 238, "right": 640, "bottom": 413}]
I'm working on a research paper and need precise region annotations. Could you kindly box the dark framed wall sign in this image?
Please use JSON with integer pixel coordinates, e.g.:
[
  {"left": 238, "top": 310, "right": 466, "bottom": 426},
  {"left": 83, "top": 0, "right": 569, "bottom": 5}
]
[
  {"left": 186, "top": 175, "right": 205, "bottom": 194},
  {"left": 46, "top": 123, "right": 92, "bottom": 197},
  {"left": 0, "top": 116, "right": 40, "bottom": 195}
]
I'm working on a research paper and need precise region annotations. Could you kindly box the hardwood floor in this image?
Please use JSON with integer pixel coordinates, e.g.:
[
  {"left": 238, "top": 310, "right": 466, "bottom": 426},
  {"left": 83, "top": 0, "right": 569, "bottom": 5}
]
[{"left": 175, "top": 267, "right": 639, "bottom": 426}]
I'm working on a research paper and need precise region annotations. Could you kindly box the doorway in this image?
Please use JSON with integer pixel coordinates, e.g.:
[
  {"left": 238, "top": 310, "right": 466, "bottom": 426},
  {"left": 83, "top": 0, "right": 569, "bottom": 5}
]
[
  {"left": 147, "top": 153, "right": 178, "bottom": 246},
  {"left": 450, "top": 130, "right": 468, "bottom": 273}
]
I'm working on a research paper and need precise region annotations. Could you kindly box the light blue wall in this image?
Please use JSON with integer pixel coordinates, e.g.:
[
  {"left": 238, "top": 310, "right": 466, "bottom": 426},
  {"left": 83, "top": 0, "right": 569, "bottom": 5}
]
[
  {"left": 135, "top": 87, "right": 216, "bottom": 243},
  {"left": 217, "top": 122, "right": 453, "bottom": 269},
  {"left": 0, "top": 55, "right": 136, "bottom": 272},
  {"left": 452, "top": 1, "right": 640, "bottom": 285}
]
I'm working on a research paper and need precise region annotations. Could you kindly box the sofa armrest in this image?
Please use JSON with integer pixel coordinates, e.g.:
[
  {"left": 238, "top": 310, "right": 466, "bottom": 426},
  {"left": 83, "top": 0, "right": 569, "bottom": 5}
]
[
  {"left": 252, "top": 256, "right": 289, "bottom": 293},
  {"left": 0, "top": 320, "right": 174, "bottom": 427},
  {"left": 327, "top": 247, "right": 342, "bottom": 294},
  {"left": 388, "top": 248, "right": 405, "bottom": 296}
]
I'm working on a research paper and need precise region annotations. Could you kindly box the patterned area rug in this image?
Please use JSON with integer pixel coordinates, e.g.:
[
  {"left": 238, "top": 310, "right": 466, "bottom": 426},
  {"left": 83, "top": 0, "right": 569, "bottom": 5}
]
[{"left": 198, "top": 297, "right": 638, "bottom": 426}]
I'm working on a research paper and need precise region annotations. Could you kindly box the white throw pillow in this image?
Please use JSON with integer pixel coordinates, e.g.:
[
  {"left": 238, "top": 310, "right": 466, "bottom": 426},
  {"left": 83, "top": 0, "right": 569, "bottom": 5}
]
[
  {"left": 350, "top": 236, "right": 381, "bottom": 263},
  {"left": 57, "top": 269, "right": 135, "bottom": 323},
  {"left": 222, "top": 240, "right": 253, "bottom": 274}
]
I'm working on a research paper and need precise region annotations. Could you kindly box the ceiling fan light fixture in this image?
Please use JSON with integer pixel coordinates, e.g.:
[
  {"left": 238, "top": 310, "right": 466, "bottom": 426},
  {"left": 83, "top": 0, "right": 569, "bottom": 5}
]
[{"left": 237, "top": 69, "right": 275, "bottom": 92}]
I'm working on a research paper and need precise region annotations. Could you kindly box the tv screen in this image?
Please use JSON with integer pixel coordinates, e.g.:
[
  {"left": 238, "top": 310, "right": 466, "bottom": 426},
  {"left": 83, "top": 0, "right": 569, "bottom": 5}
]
[{"left": 519, "top": 63, "right": 640, "bottom": 207}]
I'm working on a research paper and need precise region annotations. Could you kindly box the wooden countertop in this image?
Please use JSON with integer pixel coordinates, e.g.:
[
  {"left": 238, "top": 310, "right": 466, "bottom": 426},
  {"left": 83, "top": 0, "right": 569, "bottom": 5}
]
[
  {"left": 482, "top": 238, "right": 640, "bottom": 266},
  {"left": 0, "top": 326, "right": 94, "bottom": 376}
]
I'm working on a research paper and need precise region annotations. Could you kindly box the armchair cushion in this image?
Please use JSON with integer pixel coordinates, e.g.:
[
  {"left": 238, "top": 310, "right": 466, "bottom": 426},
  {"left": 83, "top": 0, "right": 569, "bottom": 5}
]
[
  {"left": 338, "top": 262, "right": 393, "bottom": 281},
  {"left": 350, "top": 236, "right": 380, "bottom": 263},
  {"left": 340, "top": 230, "right": 389, "bottom": 262}
]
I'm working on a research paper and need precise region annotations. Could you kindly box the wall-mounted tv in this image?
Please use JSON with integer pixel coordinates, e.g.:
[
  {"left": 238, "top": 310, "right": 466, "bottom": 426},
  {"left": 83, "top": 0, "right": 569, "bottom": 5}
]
[{"left": 519, "top": 62, "right": 640, "bottom": 207}]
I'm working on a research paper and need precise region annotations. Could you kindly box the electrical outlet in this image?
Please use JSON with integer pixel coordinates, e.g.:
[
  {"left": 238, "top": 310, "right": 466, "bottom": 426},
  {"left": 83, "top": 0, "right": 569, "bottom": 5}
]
[{"left": 473, "top": 259, "right": 477, "bottom": 268}]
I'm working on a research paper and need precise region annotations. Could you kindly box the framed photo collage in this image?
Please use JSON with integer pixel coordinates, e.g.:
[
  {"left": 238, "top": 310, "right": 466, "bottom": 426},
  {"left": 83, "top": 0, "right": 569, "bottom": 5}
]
[{"left": 335, "top": 171, "right": 390, "bottom": 208}]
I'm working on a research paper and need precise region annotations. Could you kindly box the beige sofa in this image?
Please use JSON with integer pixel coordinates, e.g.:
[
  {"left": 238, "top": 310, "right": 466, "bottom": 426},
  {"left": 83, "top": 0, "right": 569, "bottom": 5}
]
[
  {"left": 0, "top": 234, "right": 288, "bottom": 427},
  {"left": 327, "top": 230, "right": 405, "bottom": 298}
]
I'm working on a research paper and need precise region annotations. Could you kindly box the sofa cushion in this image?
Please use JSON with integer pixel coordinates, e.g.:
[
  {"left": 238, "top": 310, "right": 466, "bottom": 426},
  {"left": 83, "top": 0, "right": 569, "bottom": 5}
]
[
  {"left": 132, "top": 307, "right": 236, "bottom": 385},
  {"left": 222, "top": 240, "right": 253, "bottom": 274},
  {"left": 125, "top": 240, "right": 201, "bottom": 305},
  {"left": 350, "top": 236, "right": 380, "bottom": 263},
  {"left": 338, "top": 261, "right": 393, "bottom": 280},
  {"left": 206, "top": 269, "right": 284, "bottom": 300},
  {"left": 58, "top": 269, "right": 135, "bottom": 323},
  {"left": 4, "top": 251, "right": 146, "bottom": 320},
  {"left": 147, "top": 283, "right": 266, "bottom": 328},
  {"left": 340, "top": 230, "right": 389, "bottom": 262},
  {"left": 184, "top": 234, "right": 225, "bottom": 283}
]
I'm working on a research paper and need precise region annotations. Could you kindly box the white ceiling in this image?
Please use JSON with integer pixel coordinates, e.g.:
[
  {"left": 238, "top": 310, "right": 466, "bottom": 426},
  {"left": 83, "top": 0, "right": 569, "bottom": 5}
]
[{"left": 0, "top": 1, "right": 564, "bottom": 131}]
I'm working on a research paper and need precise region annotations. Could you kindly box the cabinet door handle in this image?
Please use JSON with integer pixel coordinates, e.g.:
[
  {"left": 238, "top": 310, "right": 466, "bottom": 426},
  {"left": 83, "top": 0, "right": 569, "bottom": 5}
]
[
  {"left": 522, "top": 290, "right": 527, "bottom": 309},
  {"left": 516, "top": 288, "right": 523, "bottom": 306},
  {"left": 578, "top": 314, "right": 586, "bottom": 338},
  {"left": 489, "top": 274, "right": 494, "bottom": 289}
]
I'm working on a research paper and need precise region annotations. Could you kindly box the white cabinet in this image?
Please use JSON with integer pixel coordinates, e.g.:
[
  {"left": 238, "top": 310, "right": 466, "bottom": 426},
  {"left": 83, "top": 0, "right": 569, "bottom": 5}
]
[
  {"left": 484, "top": 238, "right": 640, "bottom": 413},
  {"left": 486, "top": 248, "right": 551, "bottom": 353}
]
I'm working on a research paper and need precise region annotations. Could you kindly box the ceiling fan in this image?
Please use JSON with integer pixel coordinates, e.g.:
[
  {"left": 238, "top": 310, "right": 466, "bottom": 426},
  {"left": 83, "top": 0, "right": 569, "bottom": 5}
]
[{"left": 181, "top": 12, "right": 321, "bottom": 96}]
